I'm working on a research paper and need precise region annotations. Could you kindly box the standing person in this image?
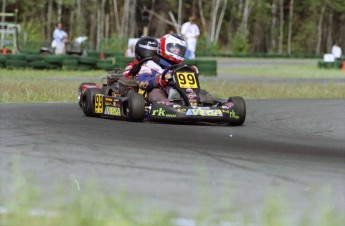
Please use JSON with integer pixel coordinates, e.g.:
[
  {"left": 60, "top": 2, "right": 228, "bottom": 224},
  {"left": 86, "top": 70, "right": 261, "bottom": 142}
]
[
  {"left": 331, "top": 42, "right": 342, "bottom": 61},
  {"left": 52, "top": 22, "right": 68, "bottom": 55},
  {"left": 181, "top": 16, "right": 200, "bottom": 60},
  {"left": 124, "top": 44, "right": 135, "bottom": 57}
]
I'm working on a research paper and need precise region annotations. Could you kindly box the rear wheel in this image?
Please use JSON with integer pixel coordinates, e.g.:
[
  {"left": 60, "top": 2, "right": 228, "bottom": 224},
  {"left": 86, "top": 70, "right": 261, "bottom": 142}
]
[
  {"left": 81, "top": 88, "right": 102, "bottom": 117},
  {"left": 228, "top": 96, "right": 246, "bottom": 126},
  {"left": 126, "top": 91, "right": 145, "bottom": 122},
  {"left": 78, "top": 82, "right": 97, "bottom": 107}
]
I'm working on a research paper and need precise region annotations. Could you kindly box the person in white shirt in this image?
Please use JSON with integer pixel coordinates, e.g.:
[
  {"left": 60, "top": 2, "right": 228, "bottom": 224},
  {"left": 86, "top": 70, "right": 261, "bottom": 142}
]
[
  {"left": 181, "top": 16, "right": 200, "bottom": 60},
  {"left": 125, "top": 44, "right": 135, "bottom": 57},
  {"left": 331, "top": 43, "right": 342, "bottom": 60},
  {"left": 52, "top": 22, "right": 68, "bottom": 55}
]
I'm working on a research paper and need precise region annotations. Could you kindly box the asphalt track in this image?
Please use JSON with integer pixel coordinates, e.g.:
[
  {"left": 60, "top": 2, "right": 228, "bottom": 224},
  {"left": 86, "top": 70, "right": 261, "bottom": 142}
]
[{"left": 1, "top": 99, "right": 345, "bottom": 219}]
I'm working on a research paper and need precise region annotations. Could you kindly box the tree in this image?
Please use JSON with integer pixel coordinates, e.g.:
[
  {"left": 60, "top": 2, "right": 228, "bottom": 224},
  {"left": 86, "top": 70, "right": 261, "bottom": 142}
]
[
  {"left": 269, "top": 0, "right": 277, "bottom": 53},
  {"left": 2, "top": 0, "right": 345, "bottom": 54},
  {"left": 287, "top": 0, "right": 294, "bottom": 54},
  {"left": 316, "top": 3, "right": 326, "bottom": 54},
  {"left": 198, "top": 0, "right": 228, "bottom": 51},
  {"left": 278, "top": 0, "right": 284, "bottom": 54}
]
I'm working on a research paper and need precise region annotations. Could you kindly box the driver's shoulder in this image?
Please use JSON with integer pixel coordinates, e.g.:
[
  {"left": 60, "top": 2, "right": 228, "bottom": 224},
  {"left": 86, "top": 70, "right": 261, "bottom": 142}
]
[{"left": 143, "top": 59, "right": 161, "bottom": 69}]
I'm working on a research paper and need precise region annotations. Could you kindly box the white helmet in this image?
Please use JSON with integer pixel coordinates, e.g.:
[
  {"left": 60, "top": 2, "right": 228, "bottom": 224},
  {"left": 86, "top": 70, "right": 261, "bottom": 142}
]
[{"left": 158, "top": 34, "right": 186, "bottom": 64}]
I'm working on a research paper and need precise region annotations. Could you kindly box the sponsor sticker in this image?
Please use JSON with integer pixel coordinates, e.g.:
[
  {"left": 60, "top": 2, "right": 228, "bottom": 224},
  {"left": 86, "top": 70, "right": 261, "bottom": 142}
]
[
  {"left": 104, "top": 106, "right": 121, "bottom": 116},
  {"left": 224, "top": 102, "right": 235, "bottom": 108},
  {"left": 229, "top": 110, "right": 239, "bottom": 119},
  {"left": 186, "top": 109, "right": 223, "bottom": 117},
  {"left": 157, "top": 101, "right": 174, "bottom": 105},
  {"left": 151, "top": 107, "right": 176, "bottom": 117},
  {"left": 177, "top": 72, "right": 198, "bottom": 89},
  {"left": 177, "top": 108, "right": 187, "bottom": 112},
  {"left": 94, "top": 94, "right": 103, "bottom": 113},
  {"left": 186, "top": 88, "right": 194, "bottom": 93}
]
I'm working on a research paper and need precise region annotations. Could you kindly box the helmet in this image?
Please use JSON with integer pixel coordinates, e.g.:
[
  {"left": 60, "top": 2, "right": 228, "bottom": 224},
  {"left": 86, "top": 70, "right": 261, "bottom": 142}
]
[
  {"left": 158, "top": 34, "right": 186, "bottom": 64},
  {"left": 134, "top": 36, "right": 159, "bottom": 60}
]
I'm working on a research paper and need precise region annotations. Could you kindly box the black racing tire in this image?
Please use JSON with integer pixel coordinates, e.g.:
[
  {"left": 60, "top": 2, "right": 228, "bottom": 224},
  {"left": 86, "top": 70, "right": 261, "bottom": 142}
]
[
  {"left": 6, "top": 60, "right": 27, "bottom": 68},
  {"left": 96, "top": 62, "right": 115, "bottom": 70},
  {"left": 62, "top": 59, "right": 78, "bottom": 66},
  {"left": 6, "top": 54, "right": 27, "bottom": 61},
  {"left": 0, "top": 54, "right": 6, "bottom": 63},
  {"left": 78, "top": 82, "right": 97, "bottom": 107},
  {"left": 44, "top": 55, "right": 63, "bottom": 64},
  {"left": 78, "top": 57, "right": 97, "bottom": 65},
  {"left": 126, "top": 91, "right": 145, "bottom": 122},
  {"left": 26, "top": 54, "right": 43, "bottom": 62},
  {"left": 81, "top": 88, "right": 102, "bottom": 117},
  {"left": 29, "top": 60, "right": 48, "bottom": 69},
  {"left": 228, "top": 96, "right": 246, "bottom": 126}
]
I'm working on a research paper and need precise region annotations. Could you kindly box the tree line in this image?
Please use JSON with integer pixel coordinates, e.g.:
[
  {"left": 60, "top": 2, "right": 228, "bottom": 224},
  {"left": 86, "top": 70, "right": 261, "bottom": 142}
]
[{"left": 1, "top": 0, "right": 344, "bottom": 54}]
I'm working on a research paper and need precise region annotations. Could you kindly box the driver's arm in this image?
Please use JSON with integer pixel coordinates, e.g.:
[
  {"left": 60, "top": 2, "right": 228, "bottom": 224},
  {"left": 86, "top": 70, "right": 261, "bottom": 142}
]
[{"left": 136, "top": 62, "right": 168, "bottom": 91}]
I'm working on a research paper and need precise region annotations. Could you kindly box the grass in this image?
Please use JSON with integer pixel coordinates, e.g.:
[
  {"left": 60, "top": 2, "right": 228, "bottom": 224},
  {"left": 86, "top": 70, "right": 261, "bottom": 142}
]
[
  {"left": 219, "top": 64, "right": 345, "bottom": 79},
  {"left": 1, "top": 65, "right": 345, "bottom": 102},
  {"left": 0, "top": 69, "right": 102, "bottom": 102},
  {"left": 203, "top": 82, "right": 345, "bottom": 99},
  {"left": 1, "top": 176, "right": 175, "bottom": 226},
  {"left": 1, "top": 80, "right": 84, "bottom": 102},
  {"left": 1, "top": 64, "right": 345, "bottom": 225},
  {"left": 218, "top": 58, "right": 344, "bottom": 78},
  {"left": 2, "top": 80, "right": 344, "bottom": 102},
  {"left": 1, "top": 169, "right": 344, "bottom": 226},
  {"left": 0, "top": 68, "right": 106, "bottom": 79}
]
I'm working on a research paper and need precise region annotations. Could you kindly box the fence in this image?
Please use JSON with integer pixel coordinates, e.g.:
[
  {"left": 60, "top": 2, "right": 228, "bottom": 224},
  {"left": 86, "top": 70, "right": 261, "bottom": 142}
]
[{"left": 0, "top": 52, "right": 218, "bottom": 76}]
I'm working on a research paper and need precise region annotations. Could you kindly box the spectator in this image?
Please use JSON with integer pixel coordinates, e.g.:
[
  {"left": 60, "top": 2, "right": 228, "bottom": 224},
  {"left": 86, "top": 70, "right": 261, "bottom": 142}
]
[
  {"left": 125, "top": 44, "right": 135, "bottom": 57},
  {"left": 331, "top": 43, "right": 342, "bottom": 60},
  {"left": 181, "top": 16, "right": 200, "bottom": 60},
  {"left": 168, "top": 29, "right": 175, "bottom": 35},
  {"left": 52, "top": 22, "right": 68, "bottom": 55}
]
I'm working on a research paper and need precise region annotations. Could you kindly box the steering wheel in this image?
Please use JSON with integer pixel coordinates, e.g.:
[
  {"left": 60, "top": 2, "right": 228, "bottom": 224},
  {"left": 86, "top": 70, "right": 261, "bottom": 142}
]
[{"left": 161, "top": 64, "right": 182, "bottom": 81}]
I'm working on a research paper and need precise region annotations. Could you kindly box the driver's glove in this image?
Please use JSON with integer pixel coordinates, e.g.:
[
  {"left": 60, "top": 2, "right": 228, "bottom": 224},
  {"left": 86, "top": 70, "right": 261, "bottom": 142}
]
[
  {"left": 155, "top": 76, "right": 168, "bottom": 88},
  {"left": 191, "top": 65, "right": 199, "bottom": 74},
  {"left": 129, "top": 64, "right": 140, "bottom": 76}
]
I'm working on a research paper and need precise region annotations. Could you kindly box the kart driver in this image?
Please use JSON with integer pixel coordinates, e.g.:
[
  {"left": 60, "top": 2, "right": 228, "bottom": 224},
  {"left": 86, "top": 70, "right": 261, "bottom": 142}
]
[
  {"left": 136, "top": 33, "right": 197, "bottom": 102},
  {"left": 123, "top": 36, "right": 158, "bottom": 78}
]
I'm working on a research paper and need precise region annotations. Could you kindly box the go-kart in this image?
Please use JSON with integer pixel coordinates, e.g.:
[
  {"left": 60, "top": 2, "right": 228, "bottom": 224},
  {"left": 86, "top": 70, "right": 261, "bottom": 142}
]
[{"left": 78, "top": 63, "right": 246, "bottom": 126}]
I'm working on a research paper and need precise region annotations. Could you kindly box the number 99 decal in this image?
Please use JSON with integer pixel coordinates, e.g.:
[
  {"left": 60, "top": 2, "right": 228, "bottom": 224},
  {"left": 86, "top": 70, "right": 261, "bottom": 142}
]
[
  {"left": 94, "top": 94, "right": 103, "bottom": 113},
  {"left": 177, "top": 72, "right": 198, "bottom": 88}
]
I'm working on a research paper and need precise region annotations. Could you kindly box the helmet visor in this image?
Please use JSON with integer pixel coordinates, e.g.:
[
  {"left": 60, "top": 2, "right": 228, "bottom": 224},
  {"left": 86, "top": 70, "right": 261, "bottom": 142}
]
[{"left": 166, "top": 43, "right": 186, "bottom": 57}]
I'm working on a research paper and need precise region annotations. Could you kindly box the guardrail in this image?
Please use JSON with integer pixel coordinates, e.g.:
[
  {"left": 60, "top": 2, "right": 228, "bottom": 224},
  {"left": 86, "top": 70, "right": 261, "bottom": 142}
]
[
  {"left": 317, "top": 59, "right": 344, "bottom": 69},
  {"left": 0, "top": 53, "right": 218, "bottom": 76}
]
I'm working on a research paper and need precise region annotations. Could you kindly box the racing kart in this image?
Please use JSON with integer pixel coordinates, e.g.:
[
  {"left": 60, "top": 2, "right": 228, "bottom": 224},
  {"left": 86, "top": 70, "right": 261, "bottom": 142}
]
[{"left": 78, "top": 64, "right": 246, "bottom": 126}]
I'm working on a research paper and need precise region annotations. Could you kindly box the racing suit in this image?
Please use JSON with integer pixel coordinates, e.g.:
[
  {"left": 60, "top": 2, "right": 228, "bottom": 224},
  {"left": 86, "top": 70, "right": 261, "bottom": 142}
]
[
  {"left": 122, "top": 58, "right": 139, "bottom": 78},
  {"left": 136, "top": 57, "right": 173, "bottom": 102}
]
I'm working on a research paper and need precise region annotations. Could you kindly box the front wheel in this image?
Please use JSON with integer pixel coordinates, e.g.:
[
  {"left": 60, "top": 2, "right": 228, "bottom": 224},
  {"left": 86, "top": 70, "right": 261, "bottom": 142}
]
[
  {"left": 81, "top": 88, "right": 102, "bottom": 117},
  {"left": 228, "top": 96, "right": 246, "bottom": 126},
  {"left": 126, "top": 91, "right": 145, "bottom": 122}
]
